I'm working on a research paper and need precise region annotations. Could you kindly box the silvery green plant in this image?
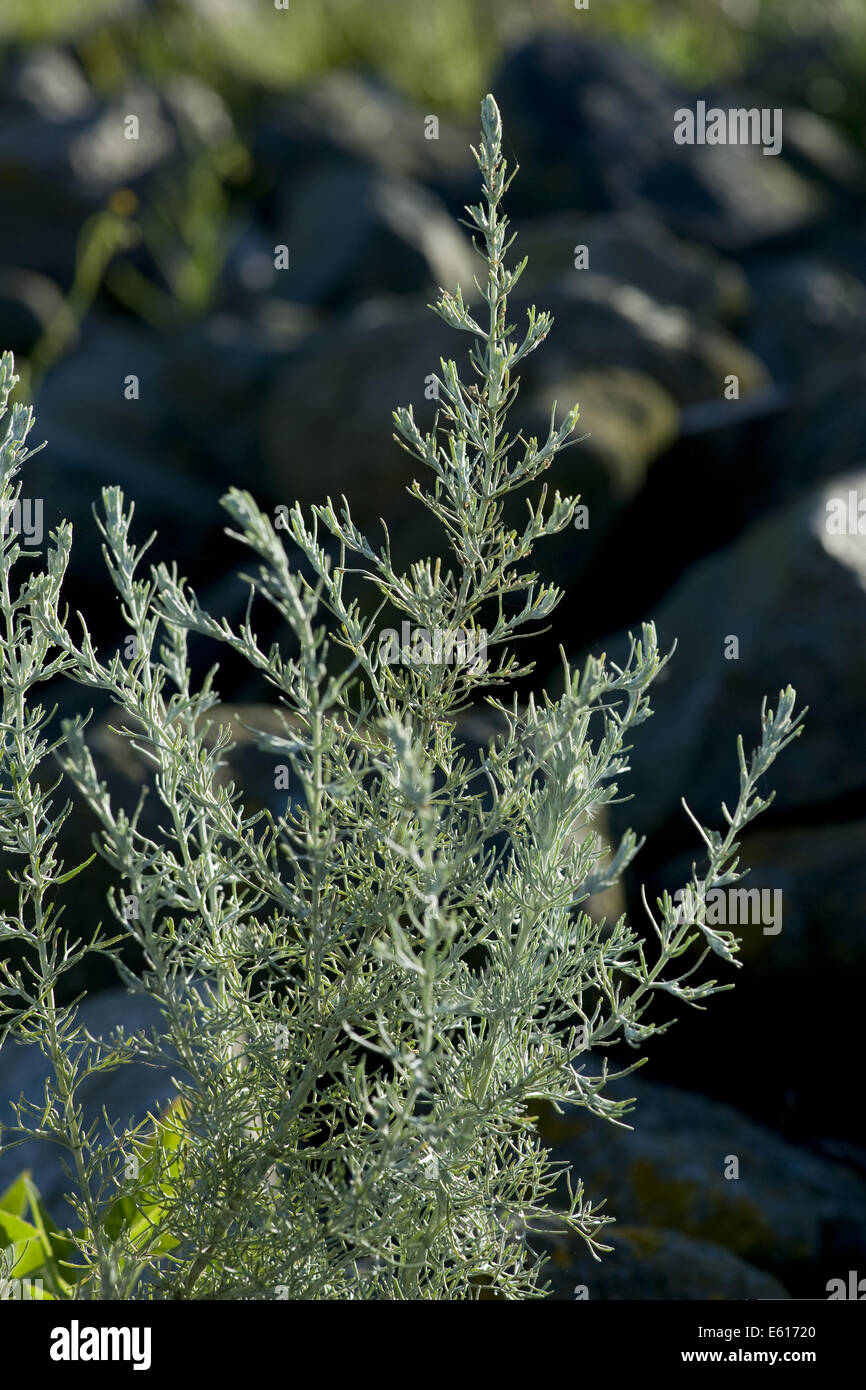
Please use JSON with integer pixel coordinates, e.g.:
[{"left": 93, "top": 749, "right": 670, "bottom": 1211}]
[{"left": 0, "top": 97, "right": 803, "bottom": 1301}]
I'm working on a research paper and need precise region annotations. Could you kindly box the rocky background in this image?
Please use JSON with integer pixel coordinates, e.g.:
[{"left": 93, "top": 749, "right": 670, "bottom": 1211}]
[{"left": 1, "top": 0, "right": 865, "bottom": 1299}]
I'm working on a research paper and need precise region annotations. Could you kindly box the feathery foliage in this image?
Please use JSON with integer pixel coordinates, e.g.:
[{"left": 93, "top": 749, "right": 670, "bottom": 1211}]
[{"left": 0, "top": 96, "right": 804, "bottom": 1300}]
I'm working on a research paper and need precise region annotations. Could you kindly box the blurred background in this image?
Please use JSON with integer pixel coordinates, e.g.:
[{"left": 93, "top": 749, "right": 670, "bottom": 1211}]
[{"left": 2, "top": 0, "right": 866, "bottom": 1299}]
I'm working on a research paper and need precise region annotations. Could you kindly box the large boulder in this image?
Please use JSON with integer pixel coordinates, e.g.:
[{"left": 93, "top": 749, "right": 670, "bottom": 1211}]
[
  {"left": 154, "top": 304, "right": 319, "bottom": 483},
  {"left": 253, "top": 69, "right": 475, "bottom": 210},
  {"left": 532, "top": 278, "right": 766, "bottom": 407},
  {"left": 746, "top": 258, "right": 866, "bottom": 388},
  {"left": 494, "top": 36, "right": 837, "bottom": 251},
  {"left": 539, "top": 1067, "right": 866, "bottom": 1294},
  {"left": 776, "top": 106, "right": 866, "bottom": 204},
  {"left": 534, "top": 1222, "right": 790, "bottom": 1300},
  {"left": 0, "top": 48, "right": 233, "bottom": 284},
  {"left": 636, "top": 816, "right": 866, "bottom": 1143},
  {"left": 516, "top": 210, "right": 749, "bottom": 321},
  {"left": 653, "top": 818, "right": 866, "bottom": 978},
  {"left": 762, "top": 359, "right": 866, "bottom": 506},
  {"left": 516, "top": 366, "right": 678, "bottom": 582},
  {"left": 26, "top": 319, "right": 227, "bottom": 625},
  {"left": 271, "top": 160, "right": 477, "bottom": 307},
  {"left": 600, "top": 470, "right": 866, "bottom": 848},
  {"left": 261, "top": 280, "right": 763, "bottom": 580}
]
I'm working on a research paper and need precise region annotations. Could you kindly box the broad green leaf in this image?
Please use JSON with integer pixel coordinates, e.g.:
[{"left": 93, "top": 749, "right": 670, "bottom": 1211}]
[
  {"left": 0, "top": 1173, "right": 31, "bottom": 1220},
  {"left": 0, "top": 1209, "right": 42, "bottom": 1251},
  {"left": 8, "top": 1232, "right": 53, "bottom": 1278},
  {"left": 103, "top": 1096, "right": 187, "bottom": 1250}
]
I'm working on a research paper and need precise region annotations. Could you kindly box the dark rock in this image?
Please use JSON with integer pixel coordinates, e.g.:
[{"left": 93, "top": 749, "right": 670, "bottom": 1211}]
[
  {"left": 637, "top": 820, "right": 866, "bottom": 1144},
  {"left": 747, "top": 258, "right": 866, "bottom": 386},
  {"left": 27, "top": 320, "right": 226, "bottom": 617},
  {"left": 261, "top": 281, "right": 763, "bottom": 579},
  {"left": 808, "top": 1138, "right": 866, "bottom": 1182},
  {"left": 516, "top": 366, "right": 678, "bottom": 582},
  {"left": 537, "top": 278, "right": 767, "bottom": 406},
  {"left": 26, "top": 296, "right": 317, "bottom": 587},
  {"left": 517, "top": 211, "right": 749, "bottom": 321},
  {"left": 260, "top": 298, "right": 451, "bottom": 574},
  {"left": 652, "top": 818, "right": 866, "bottom": 978},
  {"left": 705, "top": 86, "right": 866, "bottom": 204},
  {"left": 220, "top": 224, "right": 289, "bottom": 304},
  {"left": 539, "top": 1067, "right": 866, "bottom": 1292},
  {"left": 536, "top": 368, "right": 679, "bottom": 489},
  {"left": 495, "top": 35, "right": 831, "bottom": 251},
  {"left": 538, "top": 380, "right": 792, "bottom": 670},
  {"left": 162, "top": 305, "right": 319, "bottom": 481},
  {"left": 535, "top": 1222, "right": 790, "bottom": 1300},
  {"left": 779, "top": 107, "right": 866, "bottom": 202},
  {"left": 253, "top": 70, "right": 475, "bottom": 209},
  {"left": 0, "top": 49, "right": 233, "bottom": 283},
  {"left": 763, "top": 358, "right": 866, "bottom": 504},
  {"left": 273, "top": 160, "right": 476, "bottom": 307},
  {"left": 601, "top": 470, "right": 866, "bottom": 847},
  {"left": 0, "top": 990, "right": 175, "bottom": 1225}
]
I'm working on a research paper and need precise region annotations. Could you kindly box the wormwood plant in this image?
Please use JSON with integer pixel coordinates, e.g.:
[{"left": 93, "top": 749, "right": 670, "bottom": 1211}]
[{"left": 0, "top": 97, "right": 803, "bottom": 1301}]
